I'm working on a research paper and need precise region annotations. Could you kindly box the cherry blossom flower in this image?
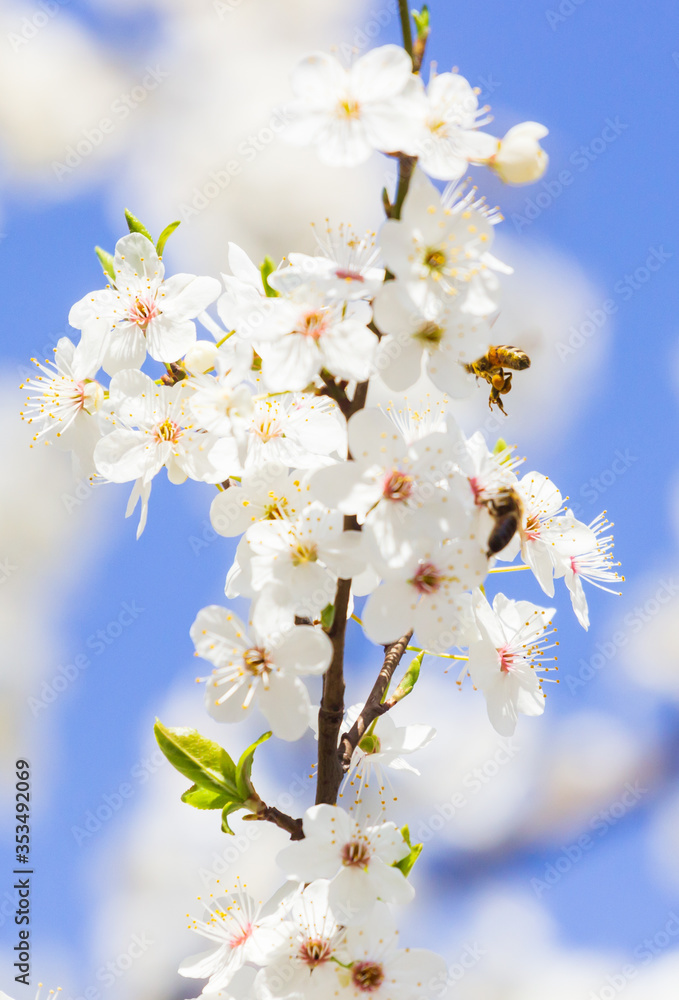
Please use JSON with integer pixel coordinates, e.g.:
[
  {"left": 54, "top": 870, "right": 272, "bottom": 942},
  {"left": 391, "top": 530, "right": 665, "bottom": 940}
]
[
  {"left": 179, "top": 888, "right": 288, "bottom": 994},
  {"left": 94, "top": 369, "right": 238, "bottom": 537},
  {"left": 69, "top": 233, "right": 221, "bottom": 375},
  {"left": 254, "top": 880, "right": 345, "bottom": 1000},
  {"left": 277, "top": 805, "right": 414, "bottom": 925},
  {"left": 379, "top": 171, "right": 512, "bottom": 317},
  {"left": 553, "top": 512, "right": 623, "bottom": 629},
  {"left": 20, "top": 336, "right": 105, "bottom": 476},
  {"left": 329, "top": 904, "right": 447, "bottom": 999},
  {"left": 413, "top": 70, "right": 497, "bottom": 180},
  {"left": 311, "top": 407, "right": 466, "bottom": 568},
  {"left": 251, "top": 288, "right": 378, "bottom": 393},
  {"left": 362, "top": 536, "right": 487, "bottom": 651},
  {"left": 372, "top": 280, "right": 489, "bottom": 395},
  {"left": 487, "top": 121, "right": 549, "bottom": 185},
  {"left": 210, "top": 466, "right": 310, "bottom": 538},
  {"left": 226, "top": 503, "right": 365, "bottom": 620},
  {"left": 343, "top": 706, "right": 436, "bottom": 800},
  {"left": 467, "top": 592, "right": 557, "bottom": 736},
  {"left": 242, "top": 393, "right": 346, "bottom": 472},
  {"left": 283, "top": 46, "right": 423, "bottom": 166},
  {"left": 191, "top": 605, "right": 331, "bottom": 740},
  {"left": 502, "top": 471, "right": 597, "bottom": 597},
  {"left": 269, "top": 224, "right": 385, "bottom": 305}
]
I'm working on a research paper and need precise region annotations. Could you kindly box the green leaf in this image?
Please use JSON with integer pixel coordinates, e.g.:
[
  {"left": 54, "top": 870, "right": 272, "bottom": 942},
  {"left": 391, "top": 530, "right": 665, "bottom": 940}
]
[
  {"left": 235, "top": 731, "right": 272, "bottom": 802},
  {"left": 156, "top": 220, "right": 181, "bottom": 257},
  {"left": 390, "top": 651, "right": 424, "bottom": 704},
  {"left": 154, "top": 720, "right": 238, "bottom": 797},
  {"left": 95, "top": 246, "right": 116, "bottom": 282},
  {"left": 181, "top": 783, "right": 231, "bottom": 810},
  {"left": 412, "top": 5, "right": 429, "bottom": 35},
  {"left": 492, "top": 437, "right": 507, "bottom": 455},
  {"left": 260, "top": 256, "right": 280, "bottom": 297},
  {"left": 394, "top": 824, "right": 423, "bottom": 877},
  {"left": 320, "top": 603, "right": 335, "bottom": 630},
  {"left": 221, "top": 800, "right": 243, "bottom": 835},
  {"left": 124, "top": 208, "right": 154, "bottom": 244}
]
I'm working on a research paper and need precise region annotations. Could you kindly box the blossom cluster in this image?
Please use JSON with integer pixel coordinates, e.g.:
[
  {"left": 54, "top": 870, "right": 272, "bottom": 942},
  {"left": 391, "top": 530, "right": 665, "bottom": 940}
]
[{"left": 22, "top": 26, "right": 622, "bottom": 1000}]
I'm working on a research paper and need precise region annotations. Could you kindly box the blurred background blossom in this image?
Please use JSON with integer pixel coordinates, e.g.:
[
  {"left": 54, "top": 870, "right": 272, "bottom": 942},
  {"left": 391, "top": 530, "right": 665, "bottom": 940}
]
[{"left": 1, "top": 0, "right": 678, "bottom": 998}]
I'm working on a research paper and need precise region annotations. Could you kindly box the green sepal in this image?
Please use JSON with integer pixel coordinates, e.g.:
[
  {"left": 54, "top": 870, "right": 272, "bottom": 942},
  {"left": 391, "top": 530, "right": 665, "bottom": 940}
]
[
  {"left": 235, "top": 731, "right": 272, "bottom": 802},
  {"left": 154, "top": 719, "right": 239, "bottom": 798},
  {"left": 412, "top": 5, "right": 429, "bottom": 35},
  {"left": 394, "top": 824, "right": 423, "bottom": 877},
  {"left": 95, "top": 246, "right": 116, "bottom": 283},
  {"left": 124, "top": 208, "right": 154, "bottom": 244},
  {"left": 320, "top": 603, "right": 336, "bottom": 630},
  {"left": 391, "top": 651, "right": 424, "bottom": 704},
  {"left": 156, "top": 220, "right": 181, "bottom": 257},
  {"left": 260, "top": 256, "right": 279, "bottom": 297},
  {"left": 493, "top": 437, "right": 507, "bottom": 455}
]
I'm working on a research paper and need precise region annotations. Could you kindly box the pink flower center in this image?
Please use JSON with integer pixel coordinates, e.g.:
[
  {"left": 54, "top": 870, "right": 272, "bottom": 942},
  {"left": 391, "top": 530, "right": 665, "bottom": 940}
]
[
  {"left": 228, "top": 922, "right": 253, "bottom": 950},
  {"left": 382, "top": 468, "right": 414, "bottom": 502},
  {"left": 153, "top": 419, "right": 181, "bottom": 444},
  {"left": 335, "top": 267, "right": 364, "bottom": 282},
  {"left": 570, "top": 555, "right": 581, "bottom": 575},
  {"left": 128, "top": 295, "right": 160, "bottom": 331},
  {"left": 352, "top": 961, "right": 384, "bottom": 992},
  {"left": 411, "top": 561, "right": 443, "bottom": 595},
  {"left": 341, "top": 840, "right": 370, "bottom": 868},
  {"left": 524, "top": 512, "right": 541, "bottom": 541},
  {"left": 296, "top": 309, "right": 329, "bottom": 341},
  {"left": 499, "top": 646, "right": 515, "bottom": 673},
  {"left": 299, "top": 938, "right": 332, "bottom": 967}
]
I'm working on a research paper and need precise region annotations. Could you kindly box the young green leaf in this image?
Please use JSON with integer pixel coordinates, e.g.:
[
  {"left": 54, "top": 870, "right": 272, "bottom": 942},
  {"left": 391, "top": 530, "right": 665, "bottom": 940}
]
[
  {"left": 95, "top": 246, "right": 116, "bottom": 283},
  {"left": 260, "top": 256, "right": 280, "bottom": 297},
  {"left": 154, "top": 720, "right": 238, "bottom": 797},
  {"left": 235, "top": 731, "right": 272, "bottom": 802},
  {"left": 124, "top": 208, "right": 154, "bottom": 244},
  {"left": 393, "top": 824, "right": 423, "bottom": 877},
  {"left": 156, "top": 220, "right": 181, "bottom": 257},
  {"left": 181, "top": 784, "right": 232, "bottom": 810},
  {"left": 413, "top": 5, "right": 430, "bottom": 35},
  {"left": 390, "top": 651, "right": 424, "bottom": 704},
  {"left": 320, "top": 603, "right": 336, "bottom": 631}
]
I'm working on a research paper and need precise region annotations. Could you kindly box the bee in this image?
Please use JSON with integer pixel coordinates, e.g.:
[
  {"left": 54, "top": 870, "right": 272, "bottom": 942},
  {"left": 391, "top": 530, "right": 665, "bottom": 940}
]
[
  {"left": 464, "top": 346, "right": 531, "bottom": 415},
  {"left": 485, "top": 487, "right": 523, "bottom": 558}
]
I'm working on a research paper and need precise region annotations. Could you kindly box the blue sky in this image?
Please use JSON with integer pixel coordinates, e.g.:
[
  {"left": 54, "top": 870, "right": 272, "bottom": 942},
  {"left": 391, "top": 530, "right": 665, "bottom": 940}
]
[{"left": 2, "top": 0, "right": 679, "bottom": 992}]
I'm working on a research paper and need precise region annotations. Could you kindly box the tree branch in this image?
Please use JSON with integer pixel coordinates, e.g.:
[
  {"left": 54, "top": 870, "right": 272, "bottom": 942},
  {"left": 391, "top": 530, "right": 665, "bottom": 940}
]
[
  {"left": 338, "top": 630, "right": 413, "bottom": 770},
  {"left": 251, "top": 805, "right": 304, "bottom": 840},
  {"left": 315, "top": 575, "right": 353, "bottom": 805}
]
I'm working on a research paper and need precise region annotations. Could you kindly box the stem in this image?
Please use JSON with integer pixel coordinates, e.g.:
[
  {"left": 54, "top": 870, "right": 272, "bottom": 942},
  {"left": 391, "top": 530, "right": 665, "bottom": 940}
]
[
  {"left": 488, "top": 564, "right": 531, "bottom": 574},
  {"left": 338, "top": 630, "right": 413, "bottom": 770},
  {"left": 398, "top": 0, "right": 413, "bottom": 57},
  {"left": 316, "top": 576, "right": 353, "bottom": 805},
  {"left": 391, "top": 155, "right": 417, "bottom": 220},
  {"left": 251, "top": 805, "right": 304, "bottom": 840},
  {"left": 406, "top": 645, "right": 468, "bottom": 661}
]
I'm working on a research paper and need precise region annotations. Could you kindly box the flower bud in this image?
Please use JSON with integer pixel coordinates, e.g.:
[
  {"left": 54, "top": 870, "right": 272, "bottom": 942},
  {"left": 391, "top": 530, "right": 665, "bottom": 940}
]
[
  {"left": 490, "top": 122, "right": 549, "bottom": 185},
  {"left": 184, "top": 339, "right": 218, "bottom": 374}
]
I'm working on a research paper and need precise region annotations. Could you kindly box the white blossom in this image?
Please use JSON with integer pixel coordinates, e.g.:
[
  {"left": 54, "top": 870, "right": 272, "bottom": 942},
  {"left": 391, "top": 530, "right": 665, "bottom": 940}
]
[
  {"left": 553, "top": 512, "right": 622, "bottom": 629},
  {"left": 69, "top": 233, "right": 221, "bottom": 375},
  {"left": 277, "top": 805, "right": 414, "bottom": 925}
]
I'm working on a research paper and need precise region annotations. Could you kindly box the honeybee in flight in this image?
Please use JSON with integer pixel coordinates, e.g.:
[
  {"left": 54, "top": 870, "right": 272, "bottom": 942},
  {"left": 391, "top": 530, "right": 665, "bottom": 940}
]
[
  {"left": 464, "top": 346, "right": 531, "bottom": 415},
  {"left": 485, "top": 486, "right": 523, "bottom": 558}
]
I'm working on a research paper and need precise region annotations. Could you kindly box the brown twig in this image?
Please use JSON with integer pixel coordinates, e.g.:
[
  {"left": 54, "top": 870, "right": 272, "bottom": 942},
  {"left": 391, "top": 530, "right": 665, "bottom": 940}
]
[
  {"left": 315, "top": 575, "right": 353, "bottom": 805},
  {"left": 251, "top": 805, "right": 304, "bottom": 840},
  {"left": 338, "top": 630, "right": 413, "bottom": 770}
]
